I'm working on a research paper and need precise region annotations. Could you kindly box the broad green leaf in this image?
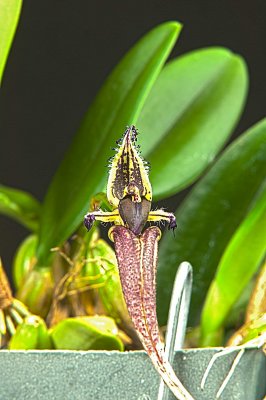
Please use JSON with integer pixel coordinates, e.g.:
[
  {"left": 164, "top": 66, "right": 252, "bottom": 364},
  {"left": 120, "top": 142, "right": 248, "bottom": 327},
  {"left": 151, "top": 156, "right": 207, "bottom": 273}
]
[
  {"left": 0, "top": 184, "right": 40, "bottom": 231},
  {"left": 200, "top": 184, "right": 266, "bottom": 346},
  {"left": 138, "top": 47, "right": 248, "bottom": 199},
  {"left": 0, "top": 0, "right": 22, "bottom": 84},
  {"left": 157, "top": 119, "right": 266, "bottom": 326},
  {"left": 37, "top": 22, "right": 181, "bottom": 264},
  {"left": 50, "top": 316, "right": 124, "bottom": 351}
]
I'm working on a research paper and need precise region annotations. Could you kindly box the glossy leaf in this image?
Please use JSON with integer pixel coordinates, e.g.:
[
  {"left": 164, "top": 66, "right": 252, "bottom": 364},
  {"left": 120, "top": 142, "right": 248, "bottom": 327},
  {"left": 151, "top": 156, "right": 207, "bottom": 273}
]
[
  {"left": 200, "top": 184, "right": 266, "bottom": 346},
  {"left": 50, "top": 316, "right": 124, "bottom": 351},
  {"left": 0, "top": 184, "right": 40, "bottom": 231},
  {"left": 0, "top": 0, "right": 22, "bottom": 84},
  {"left": 37, "top": 22, "right": 181, "bottom": 264},
  {"left": 157, "top": 118, "right": 266, "bottom": 326},
  {"left": 138, "top": 47, "right": 248, "bottom": 199}
]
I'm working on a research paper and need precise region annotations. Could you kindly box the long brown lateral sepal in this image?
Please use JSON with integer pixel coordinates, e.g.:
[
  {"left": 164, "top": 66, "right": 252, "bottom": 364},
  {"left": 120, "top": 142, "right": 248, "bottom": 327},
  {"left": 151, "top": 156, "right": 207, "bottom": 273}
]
[{"left": 109, "top": 225, "right": 194, "bottom": 400}]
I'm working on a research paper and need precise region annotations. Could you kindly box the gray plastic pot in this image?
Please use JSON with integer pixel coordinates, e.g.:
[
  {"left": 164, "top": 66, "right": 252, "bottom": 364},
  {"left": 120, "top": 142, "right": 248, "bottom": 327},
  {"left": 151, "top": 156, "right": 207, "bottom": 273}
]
[{"left": 0, "top": 348, "right": 265, "bottom": 399}]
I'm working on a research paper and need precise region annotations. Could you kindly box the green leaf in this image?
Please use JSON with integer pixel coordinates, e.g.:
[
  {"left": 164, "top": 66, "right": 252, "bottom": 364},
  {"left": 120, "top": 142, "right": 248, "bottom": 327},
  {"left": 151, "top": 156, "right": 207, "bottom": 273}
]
[
  {"left": 200, "top": 184, "right": 266, "bottom": 346},
  {"left": 50, "top": 316, "right": 124, "bottom": 351},
  {"left": 37, "top": 21, "right": 182, "bottom": 264},
  {"left": 0, "top": 0, "right": 22, "bottom": 85},
  {"left": 157, "top": 118, "right": 266, "bottom": 326},
  {"left": 0, "top": 184, "right": 41, "bottom": 231},
  {"left": 137, "top": 47, "right": 248, "bottom": 199}
]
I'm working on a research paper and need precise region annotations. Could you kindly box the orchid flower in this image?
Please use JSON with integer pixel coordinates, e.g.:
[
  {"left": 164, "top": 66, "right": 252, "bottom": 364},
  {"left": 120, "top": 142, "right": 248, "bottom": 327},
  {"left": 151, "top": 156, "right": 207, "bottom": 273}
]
[{"left": 84, "top": 126, "right": 194, "bottom": 400}]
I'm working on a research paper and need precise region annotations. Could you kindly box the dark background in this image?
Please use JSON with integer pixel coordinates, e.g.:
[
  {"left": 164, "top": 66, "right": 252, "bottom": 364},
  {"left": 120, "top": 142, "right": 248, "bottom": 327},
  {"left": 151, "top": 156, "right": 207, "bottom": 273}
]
[{"left": 1, "top": 0, "right": 266, "bottom": 275}]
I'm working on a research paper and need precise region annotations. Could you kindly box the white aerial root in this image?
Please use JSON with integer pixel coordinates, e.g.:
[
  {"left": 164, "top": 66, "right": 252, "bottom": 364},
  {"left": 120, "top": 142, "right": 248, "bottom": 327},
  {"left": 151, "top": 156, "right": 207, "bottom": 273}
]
[{"left": 201, "top": 332, "right": 266, "bottom": 399}]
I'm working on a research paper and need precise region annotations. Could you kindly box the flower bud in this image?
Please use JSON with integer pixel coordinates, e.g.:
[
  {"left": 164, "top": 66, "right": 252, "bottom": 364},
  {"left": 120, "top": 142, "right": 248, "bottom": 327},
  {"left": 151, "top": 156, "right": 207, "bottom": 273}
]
[
  {"left": 16, "top": 268, "right": 53, "bottom": 318},
  {"left": 82, "top": 238, "right": 132, "bottom": 328},
  {"left": 8, "top": 315, "right": 52, "bottom": 349},
  {"left": 12, "top": 234, "right": 38, "bottom": 290}
]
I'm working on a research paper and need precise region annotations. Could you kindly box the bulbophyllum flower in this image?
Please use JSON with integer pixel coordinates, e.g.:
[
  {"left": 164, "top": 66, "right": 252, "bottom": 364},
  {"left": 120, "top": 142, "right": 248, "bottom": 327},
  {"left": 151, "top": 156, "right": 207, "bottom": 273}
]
[
  {"left": 84, "top": 126, "right": 193, "bottom": 400},
  {"left": 84, "top": 125, "right": 177, "bottom": 234}
]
